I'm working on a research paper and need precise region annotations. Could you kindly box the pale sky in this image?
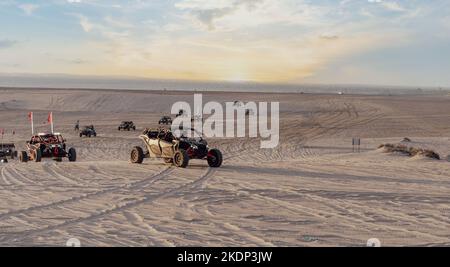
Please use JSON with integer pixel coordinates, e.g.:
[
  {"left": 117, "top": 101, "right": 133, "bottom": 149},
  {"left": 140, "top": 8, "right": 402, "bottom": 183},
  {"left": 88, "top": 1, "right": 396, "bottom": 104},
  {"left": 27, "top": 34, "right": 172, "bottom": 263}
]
[{"left": 1, "top": 0, "right": 449, "bottom": 86}]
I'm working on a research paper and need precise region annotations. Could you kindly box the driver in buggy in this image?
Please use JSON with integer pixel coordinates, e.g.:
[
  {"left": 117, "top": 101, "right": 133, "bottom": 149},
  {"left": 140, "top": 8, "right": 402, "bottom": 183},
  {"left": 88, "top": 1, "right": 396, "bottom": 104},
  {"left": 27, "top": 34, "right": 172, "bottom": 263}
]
[
  {"left": 161, "top": 129, "right": 175, "bottom": 143},
  {"left": 43, "top": 135, "right": 58, "bottom": 144}
]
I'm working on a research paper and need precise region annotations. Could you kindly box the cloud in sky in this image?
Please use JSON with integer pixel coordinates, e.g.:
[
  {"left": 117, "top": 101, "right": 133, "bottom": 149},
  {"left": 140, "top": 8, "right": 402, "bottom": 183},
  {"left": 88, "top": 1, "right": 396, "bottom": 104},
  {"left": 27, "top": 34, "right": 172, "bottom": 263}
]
[
  {"left": 18, "top": 3, "right": 39, "bottom": 15},
  {"left": 367, "top": 0, "right": 405, "bottom": 11},
  {"left": 0, "top": 0, "right": 449, "bottom": 86},
  {"left": 0, "top": 39, "right": 18, "bottom": 49}
]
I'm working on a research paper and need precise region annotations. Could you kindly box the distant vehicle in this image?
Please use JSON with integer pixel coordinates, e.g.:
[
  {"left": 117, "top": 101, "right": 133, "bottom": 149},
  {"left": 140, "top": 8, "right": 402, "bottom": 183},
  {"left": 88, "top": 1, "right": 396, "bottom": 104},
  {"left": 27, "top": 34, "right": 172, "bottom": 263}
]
[
  {"left": 79, "top": 125, "right": 97, "bottom": 138},
  {"left": 118, "top": 121, "right": 136, "bottom": 131},
  {"left": 233, "top": 101, "right": 244, "bottom": 107},
  {"left": 159, "top": 116, "right": 173, "bottom": 125},
  {"left": 131, "top": 128, "right": 223, "bottom": 168},
  {"left": 191, "top": 114, "right": 203, "bottom": 123},
  {"left": 176, "top": 110, "right": 187, "bottom": 118},
  {"left": 19, "top": 133, "right": 76, "bottom": 162},
  {"left": 338, "top": 91, "right": 344, "bottom": 95},
  {"left": 0, "top": 143, "right": 18, "bottom": 159}
]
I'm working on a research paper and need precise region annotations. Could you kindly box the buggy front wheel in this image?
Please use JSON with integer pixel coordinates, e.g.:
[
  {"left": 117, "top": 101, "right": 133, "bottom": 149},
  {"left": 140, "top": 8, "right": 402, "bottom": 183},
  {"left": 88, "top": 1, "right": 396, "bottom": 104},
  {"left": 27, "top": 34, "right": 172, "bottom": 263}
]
[
  {"left": 131, "top": 147, "right": 144, "bottom": 164},
  {"left": 34, "top": 149, "right": 42, "bottom": 162},
  {"left": 19, "top": 151, "right": 28, "bottom": 163},
  {"left": 207, "top": 149, "right": 223, "bottom": 168},
  {"left": 173, "top": 149, "right": 189, "bottom": 168}
]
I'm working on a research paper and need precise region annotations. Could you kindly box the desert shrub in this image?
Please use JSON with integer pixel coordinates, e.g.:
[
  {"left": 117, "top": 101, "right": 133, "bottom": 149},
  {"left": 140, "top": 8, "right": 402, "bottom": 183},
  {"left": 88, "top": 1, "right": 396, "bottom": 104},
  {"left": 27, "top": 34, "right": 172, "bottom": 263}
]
[
  {"left": 417, "top": 150, "right": 440, "bottom": 160},
  {"left": 379, "top": 143, "right": 440, "bottom": 160}
]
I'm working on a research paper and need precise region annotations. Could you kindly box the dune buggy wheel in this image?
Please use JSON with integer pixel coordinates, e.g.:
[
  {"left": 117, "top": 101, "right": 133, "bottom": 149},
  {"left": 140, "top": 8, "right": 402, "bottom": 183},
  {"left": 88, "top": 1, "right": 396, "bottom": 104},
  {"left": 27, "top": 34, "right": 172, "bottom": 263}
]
[
  {"left": 19, "top": 151, "right": 28, "bottom": 163},
  {"left": 79, "top": 133, "right": 83, "bottom": 138},
  {"left": 34, "top": 149, "right": 42, "bottom": 162},
  {"left": 68, "top": 148, "right": 77, "bottom": 162},
  {"left": 173, "top": 149, "right": 189, "bottom": 168},
  {"left": 207, "top": 149, "right": 223, "bottom": 168},
  {"left": 131, "top": 146, "right": 144, "bottom": 164},
  {"left": 164, "top": 158, "right": 173, "bottom": 164}
]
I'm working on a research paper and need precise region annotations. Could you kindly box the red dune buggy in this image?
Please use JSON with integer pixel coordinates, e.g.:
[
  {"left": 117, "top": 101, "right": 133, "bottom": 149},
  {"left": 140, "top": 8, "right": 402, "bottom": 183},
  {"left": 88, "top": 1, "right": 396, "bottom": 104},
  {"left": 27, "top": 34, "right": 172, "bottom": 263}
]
[{"left": 20, "top": 133, "right": 77, "bottom": 163}]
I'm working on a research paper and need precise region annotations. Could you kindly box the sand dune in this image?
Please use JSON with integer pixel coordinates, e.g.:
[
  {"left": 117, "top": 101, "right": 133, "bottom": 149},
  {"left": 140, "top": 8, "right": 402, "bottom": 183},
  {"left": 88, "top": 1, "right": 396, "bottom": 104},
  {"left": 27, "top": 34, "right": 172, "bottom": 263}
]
[{"left": 0, "top": 88, "right": 449, "bottom": 247}]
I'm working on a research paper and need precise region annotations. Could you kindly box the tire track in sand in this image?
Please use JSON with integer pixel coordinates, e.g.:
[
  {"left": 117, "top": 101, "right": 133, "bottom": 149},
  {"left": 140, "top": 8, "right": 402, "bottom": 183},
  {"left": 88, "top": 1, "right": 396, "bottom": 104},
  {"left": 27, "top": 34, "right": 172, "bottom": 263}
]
[
  {"left": 0, "top": 165, "right": 12, "bottom": 186},
  {"left": 0, "top": 167, "right": 215, "bottom": 245},
  {"left": 0, "top": 167, "right": 174, "bottom": 222}
]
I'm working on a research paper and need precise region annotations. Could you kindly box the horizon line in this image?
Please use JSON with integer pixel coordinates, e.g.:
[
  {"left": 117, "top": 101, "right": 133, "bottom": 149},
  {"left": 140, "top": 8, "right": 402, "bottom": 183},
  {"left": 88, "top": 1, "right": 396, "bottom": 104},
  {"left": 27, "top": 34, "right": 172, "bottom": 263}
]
[{"left": 0, "top": 72, "right": 449, "bottom": 90}]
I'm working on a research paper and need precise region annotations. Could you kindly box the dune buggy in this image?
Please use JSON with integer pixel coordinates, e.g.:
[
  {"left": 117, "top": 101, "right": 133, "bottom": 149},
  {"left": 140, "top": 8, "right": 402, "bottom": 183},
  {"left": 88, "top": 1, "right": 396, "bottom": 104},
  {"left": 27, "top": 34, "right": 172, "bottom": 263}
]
[
  {"left": 176, "top": 109, "right": 188, "bottom": 118},
  {"left": 158, "top": 116, "right": 172, "bottom": 125},
  {"left": 80, "top": 125, "right": 97, "bottom": 138},
  {"left": 19, "top": 133, "right": 77, "bottom": 162},
  {"left": 118, "top": 121, "right": 136, "bottom": 131},
  {"left": 130, "top": 128, "right": 223, "bottom": 168},
  {"left": 0, "top": 143, "right": 18, "bottom": 159}
]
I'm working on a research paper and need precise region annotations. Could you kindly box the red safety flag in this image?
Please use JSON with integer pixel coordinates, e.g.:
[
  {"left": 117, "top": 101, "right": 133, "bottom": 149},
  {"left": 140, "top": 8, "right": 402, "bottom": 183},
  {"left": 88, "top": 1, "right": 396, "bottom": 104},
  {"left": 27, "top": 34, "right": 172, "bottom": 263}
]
[
  {"left": 48, "top": 112, "right": 53, "bottom": 123},
  {"left": 28, "top": 112, "right": 33, "bottom": 122},
  {"left": 1, "top": 129, "right": 4, "bottom": 136}
]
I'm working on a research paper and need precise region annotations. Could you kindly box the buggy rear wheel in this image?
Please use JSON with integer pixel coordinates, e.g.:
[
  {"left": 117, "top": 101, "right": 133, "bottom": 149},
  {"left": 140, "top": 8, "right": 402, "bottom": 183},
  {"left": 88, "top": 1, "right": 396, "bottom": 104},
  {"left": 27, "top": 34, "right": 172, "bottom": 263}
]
[
  {"left": 131, "top": 146, "right": 144, "bottom": 164},
  {"left": 19, "top": 151, "right": 28, "bottom": 163},
  {"left": 68, "top": 148, "right": 77, "bottom": 162},
  {"left": 207, "top": 149, "right": 223, "bottom": 168},
  {"left": 173, "top": 149, "right": 189, "bottom": 168}
]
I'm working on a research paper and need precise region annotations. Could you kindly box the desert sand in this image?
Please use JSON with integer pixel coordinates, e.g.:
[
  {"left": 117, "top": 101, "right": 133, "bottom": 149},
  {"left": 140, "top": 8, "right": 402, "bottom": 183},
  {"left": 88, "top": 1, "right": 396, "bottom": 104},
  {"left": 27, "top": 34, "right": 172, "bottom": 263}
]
[{"left": 0, "top": 88, "right": 449, "bottom": 247}]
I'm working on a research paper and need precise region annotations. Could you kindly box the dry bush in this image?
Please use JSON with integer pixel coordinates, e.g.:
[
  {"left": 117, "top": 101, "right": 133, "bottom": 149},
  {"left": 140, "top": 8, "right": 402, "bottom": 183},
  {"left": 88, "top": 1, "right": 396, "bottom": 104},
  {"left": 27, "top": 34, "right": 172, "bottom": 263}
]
[
  {"left": 417, "top": 149, "right": 441, "bottom": 160},
  {"left": 379, "top": 143, "right": 440, "bottom": 160}
]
